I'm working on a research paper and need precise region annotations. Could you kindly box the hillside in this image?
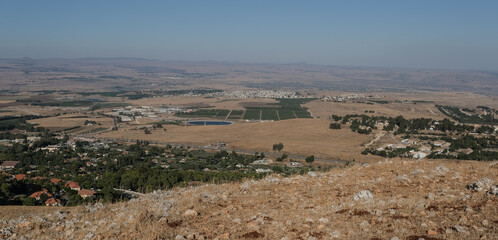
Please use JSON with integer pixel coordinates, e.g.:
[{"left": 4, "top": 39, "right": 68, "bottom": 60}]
[{"left": 1, "top": 160, "right": 496, "bottom": 240}]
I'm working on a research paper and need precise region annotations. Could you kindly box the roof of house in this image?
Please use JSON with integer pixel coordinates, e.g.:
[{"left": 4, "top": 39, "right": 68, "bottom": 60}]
[
  {"left": 78, "top": 189, "right": 96, "bottom": 196},
  {"left": 13, "top": 174, "right": 26, "bottom": 180},
  {"left": 49, "top": 178, "right": 63, "bottom": 184},
  {"left": 1, "top": 161, "right": 19, "bottom": 167},
  {"left": 31, "top": 176, "right": 46, "bottom": 181},
  {"left": 29, "top": 191, "right": 53, "bottom": 199},
  {"left": 45, "top": 198, "right": 61, "bottom": 205},
  {"left": 65, "top": 181, "right": 81, "bottom": 189}
]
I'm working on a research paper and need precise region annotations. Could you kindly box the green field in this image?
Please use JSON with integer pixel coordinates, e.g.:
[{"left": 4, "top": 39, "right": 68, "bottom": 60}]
[
  {"left": 243, "top": 109, "right": 261, "bottom": 120},
  {"left": 0, "top": 95, "right": 28, "bottom": 101},
  {"left": 228, "top": 110, "right": 244, "bottom": 119},
  {"left": 277, "top": 109, "right": 295, "bottom": 120},
  {"left": 176, "top": 109, "right": 230, "bottom": 119},
  {"left": 294, "top": 110, "right": 312, "bottom": 118},
  {"left": 33, "top": 100, "right": 95, "bottom": 107},
  {"left": 261, "top": 108, "right": 278, "bottom": 120},
  {"left": 176, "top": 98, "right": 315, "bottom": 121}
]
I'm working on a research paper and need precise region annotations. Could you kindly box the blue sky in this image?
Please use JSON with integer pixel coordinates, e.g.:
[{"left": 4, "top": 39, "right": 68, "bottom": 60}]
[{"left": 1, "top": 1, "right": 498, "bottom": 70}]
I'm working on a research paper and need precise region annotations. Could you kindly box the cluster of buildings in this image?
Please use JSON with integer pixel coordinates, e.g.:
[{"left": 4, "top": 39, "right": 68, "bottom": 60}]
[
  {"left": 376, "top": 139, "right": 452, "bottom": 160},
  {"left": 1, "top": 161, "right": 97, "bottom": 206},
  {"left": 220, "top": 90, "right": 303, "bottom": 99},
  {"left": 105, "top": 106, "right": 188, "bottom": 122},
  {"left": 322, "top": 94, "right": 370, "bottom": 102}
]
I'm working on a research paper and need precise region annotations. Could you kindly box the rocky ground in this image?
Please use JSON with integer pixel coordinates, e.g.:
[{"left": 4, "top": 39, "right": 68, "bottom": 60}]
[{"left": 1, "top": 159, "right": 497, "bottom": 240}]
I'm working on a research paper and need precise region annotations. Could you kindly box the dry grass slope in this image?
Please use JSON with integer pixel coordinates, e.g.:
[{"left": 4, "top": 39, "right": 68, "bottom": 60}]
[{"left": 1, "top": 160, "right": 496, "bottom": 239}]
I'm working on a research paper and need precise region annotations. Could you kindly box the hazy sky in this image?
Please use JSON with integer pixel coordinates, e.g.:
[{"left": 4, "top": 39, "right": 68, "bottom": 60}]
[{"left": 1, "top": 1, "right": 498, "bottom": 70}]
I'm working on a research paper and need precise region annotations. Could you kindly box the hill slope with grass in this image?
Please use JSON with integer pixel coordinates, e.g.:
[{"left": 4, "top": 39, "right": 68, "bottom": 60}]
[{"left": 1, "top": 160, "right": 497, "bottom": 239}]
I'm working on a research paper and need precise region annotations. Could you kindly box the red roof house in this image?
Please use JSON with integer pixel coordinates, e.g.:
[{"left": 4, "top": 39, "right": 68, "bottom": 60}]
[
  {"left": 65, "top": 181, "right": 81, "bottom": 191},
  {"left": 29, "top": 191, "right": 53, "bottom": 200},
  {"left": 49, "top": 178, "right": 63, "bottom": 185},
  {"left": 78, "top": 189, "right": 96, "bottom": 199},
  {"left": 45, "top": 198, "right": 62, "bottom": 206},
  {"left": 0, "top": 161, "right": 19, "bottom": 170},
  {"left": 13, "top": 174, "right": 26, "bottom": 181}
]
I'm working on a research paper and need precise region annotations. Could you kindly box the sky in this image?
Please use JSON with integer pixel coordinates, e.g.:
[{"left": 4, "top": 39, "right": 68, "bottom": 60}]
[{"left": 1, "top": 1, "right": 498, "bottom": 70}]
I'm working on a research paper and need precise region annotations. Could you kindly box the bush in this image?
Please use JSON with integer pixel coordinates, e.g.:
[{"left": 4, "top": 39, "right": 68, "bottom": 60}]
[
  {"left": 272, "top": 143, "right": 284, "bottom": 151},
  {"left": 305, "top": 155, "right": 315, "bottom": 163},
  {"left": 23, "top": 197, "right": 36, "bottom": 206},
  {"left": 329, "top": 123, "right": 341, "bottom": 129}
]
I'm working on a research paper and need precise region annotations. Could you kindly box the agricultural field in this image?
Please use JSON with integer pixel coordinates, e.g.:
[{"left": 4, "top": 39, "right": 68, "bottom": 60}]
[
  {"left": 27, "top": 114, "right": 114, "bottom": 132},
  {"left": 261, "top": 108, "right": 278, "bottom": 120},
  {"left": 227, "top": 110, "right": 244, "bottom": 119},
  {"left": 242, "top": 98, "right": 314, "bottom": 120},
  {"left": 176, "top": 109, "right": 230, "bottom": 119},
  {"left": 99, "top": 118, "right": 373, "bottom": 161},
  {"left": 243, "top": 109, "right": 260, "bottom": 120}
]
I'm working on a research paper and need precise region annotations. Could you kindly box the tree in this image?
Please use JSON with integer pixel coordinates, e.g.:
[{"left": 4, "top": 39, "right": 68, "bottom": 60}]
[
  {"left": 281, "top": 153, "right": 288, "bottom": 159},
  {"left": 331, "top": 115, "right": 342, "bottom": 121},
  {"left": 39, "top": 193, "right": 50, "bottom": 203},
  {"left": 329, "top": 123, "right": 341, "bottom": 129},
  {"left": 272, "top": 143, "right": 284, "bottom": 151},
  {"left": 305, "top": 155, "right": 315, "bottom": 163},
  {"left": 23, "top": 197, "right": 36, "bottom": 206}
]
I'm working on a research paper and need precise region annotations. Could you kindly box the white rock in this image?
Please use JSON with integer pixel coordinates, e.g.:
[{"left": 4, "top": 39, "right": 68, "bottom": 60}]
[
  {"left": 353, "top": 190, "right": 373, "bottom": 201},
  {"left": 411, "top": 169, "right": 425, "bottom": 175},
  {"left": 329, "top": 231, "right": 341, "bottom": 238},
  {"left": 308, "top": 171, "right": 318, "bottom": 177},
  {"left": 433, "top": 165, "right": 449, "bottom": 175},
  {"left": 452, "top": 225, "right": 469, "bottom": 234},
  {"left": 467, "top": 178, "right": 494, "bottom": 192},
  {"left": 175, "top": 235, "right": 186, "bottom": 240},
  {"left": 183, "top": 209, "right": 198, "bottom": 217}
]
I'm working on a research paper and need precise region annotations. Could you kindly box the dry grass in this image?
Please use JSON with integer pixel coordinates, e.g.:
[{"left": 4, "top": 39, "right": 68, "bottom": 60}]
[
  {"left": 127, "top": 96, "right": 278, "bottom": 110},
  {"left": 3, "top": 160, "right": 496, "bottom": 239},
  {"left": 28, "top": 113, "right": 114, "bottom": 132},
  {"left": 0, "top": 206, "right": 75, "bottom": 220},
  {"left": 101, "top": 118, "right": 375, "bottom": 161},
  {"left": 306, "top": 100, "right": 445, "bottom": 119}
]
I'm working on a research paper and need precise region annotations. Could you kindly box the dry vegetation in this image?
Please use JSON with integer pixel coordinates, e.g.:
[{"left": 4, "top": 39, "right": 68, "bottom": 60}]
[
  {"left": 1, "top": 160, "right": 496, "bottom": 239},
  {"left": 100, "top": 118, "right": 374, "bottom": 161},
  {"left": 28, "top": 114, "right": 114, "bottom": 132}
]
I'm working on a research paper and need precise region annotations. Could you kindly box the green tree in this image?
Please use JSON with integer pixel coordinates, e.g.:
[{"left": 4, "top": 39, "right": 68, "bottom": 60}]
[
  {"left": 272, "top": 143, "right": 284, "bottom": 151},
  {"left": 23, "top": 197, "right": 36, "bottom": 206},
  {"left": 305, "top": 155, "right": 315, "bottom": 163},
  {"left": 329, "top": 123, "right": 341, "bottom": 129}
]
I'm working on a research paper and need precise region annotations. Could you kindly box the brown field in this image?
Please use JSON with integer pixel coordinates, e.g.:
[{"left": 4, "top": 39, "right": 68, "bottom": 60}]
[
  {"left": 306, "top": 100, "right": 445, "bottom": 119},
  {"left": 28, "top": 114, "right": 114, "bottom": 132},
  {"left": 101, "top": 118, "right": 377, "bottom": 161},
  {"left": 128, "top": 96, "right": 278, "bottom": 110},
  {"left": 0, "top": 206, "right": 75, "bottom": 220}
]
